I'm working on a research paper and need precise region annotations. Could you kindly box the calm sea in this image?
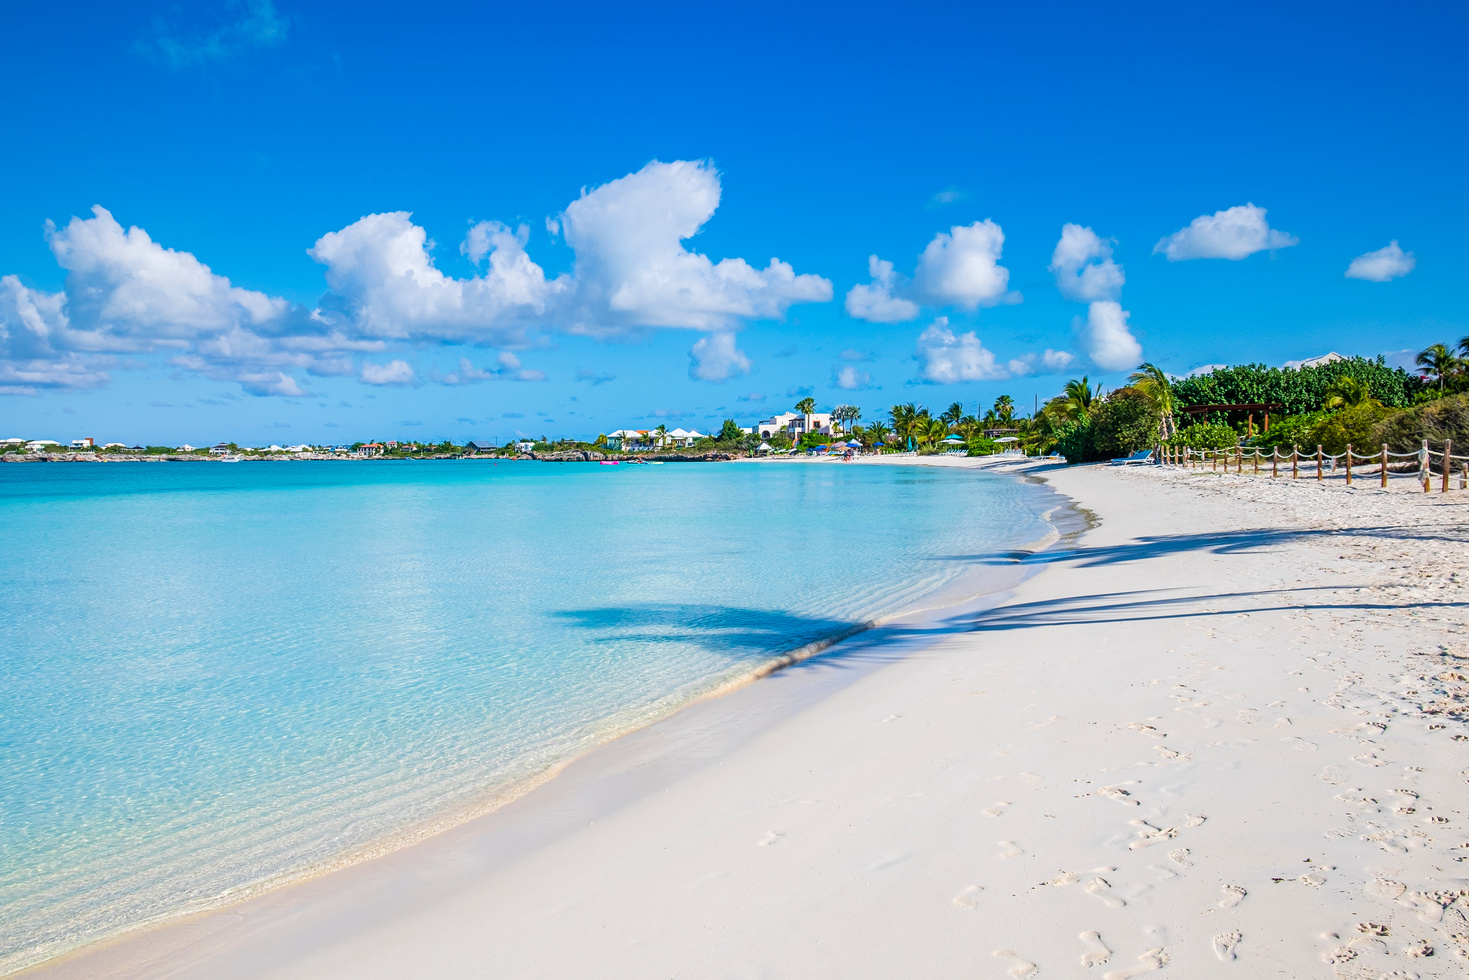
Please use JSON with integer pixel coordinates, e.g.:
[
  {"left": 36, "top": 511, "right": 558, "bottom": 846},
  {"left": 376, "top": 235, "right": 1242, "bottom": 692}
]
[{"left": 0, "top": 459, "right": 1055, "bottom": 971}]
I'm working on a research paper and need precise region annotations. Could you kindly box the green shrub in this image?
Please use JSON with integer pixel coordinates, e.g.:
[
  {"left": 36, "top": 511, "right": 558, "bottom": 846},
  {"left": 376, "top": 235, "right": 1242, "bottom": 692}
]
[
  {"left": 1370, "top": 393, "right": 1469, "bottom": 454},
  {"left": 1171, "top": 356, "right": 1424, "bottom": 417},
  {"left": 965, "top": 435, "right": 999, "bottom": 456},
  {"left": 1306, "top": 403, "right": 1397, "bottom": 456},
  {"left": 1090, "top": 389, "right": 1162, "bottom": 459},
  {"left": 1253, "top": 411, "right": 1328, "bottom": 450},
  {"left": 1055, "top": 418, "right": 1095, "bottom": 464},
  {"left": 1166, "top": 421, "right": 1239, "bottom": 451}
]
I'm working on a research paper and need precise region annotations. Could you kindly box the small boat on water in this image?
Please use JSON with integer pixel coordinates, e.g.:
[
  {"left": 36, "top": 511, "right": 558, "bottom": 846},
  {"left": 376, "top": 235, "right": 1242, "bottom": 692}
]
[
  {"left": 599, "top": 460, "right": 619, "bottom": 465},
  {"left": 647, "top": 461, "right": 664, "bottom": 465}
]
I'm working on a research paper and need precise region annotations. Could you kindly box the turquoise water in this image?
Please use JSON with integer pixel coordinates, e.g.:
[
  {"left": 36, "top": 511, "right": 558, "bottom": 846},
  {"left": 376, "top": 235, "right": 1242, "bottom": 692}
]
[{"left": 0, "top": 460, "right": 1053, "bottom": 971}]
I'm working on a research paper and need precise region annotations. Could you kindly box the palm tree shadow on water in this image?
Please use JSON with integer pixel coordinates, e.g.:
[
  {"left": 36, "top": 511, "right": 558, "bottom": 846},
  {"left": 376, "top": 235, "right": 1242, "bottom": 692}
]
[
  {"left": 548, "top": 604, "right": 944, "bottom": 672},
  {"left": 551, "top": 519, "right": 1469, "bottom": 670}
]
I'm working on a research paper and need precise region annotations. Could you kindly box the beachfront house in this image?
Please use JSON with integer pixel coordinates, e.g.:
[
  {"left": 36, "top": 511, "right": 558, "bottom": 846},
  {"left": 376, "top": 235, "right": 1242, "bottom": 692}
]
[
  {"left": 71, "top": 438, "right": 94, "bottom": 448},
  {"left": 605, "top": 428, "right": 709, "bottom": 450},
  {"left": 209, "top": 443, "right": 232, "bottom": 455},
  {"left": 756, "top": 412, "right": 842, "bottom": 441},
  {"left": 356, "top": 443, "right": 385, "bottom": 457},
  {"left": 465, "top": 440, "right": 496, "bottom": 453}
]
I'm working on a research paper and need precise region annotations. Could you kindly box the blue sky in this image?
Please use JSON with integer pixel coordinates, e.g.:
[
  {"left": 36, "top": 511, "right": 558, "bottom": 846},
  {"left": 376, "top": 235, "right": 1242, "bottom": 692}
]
[{"left": 1, "top": 0, "right": 1464, "bottom": 445}]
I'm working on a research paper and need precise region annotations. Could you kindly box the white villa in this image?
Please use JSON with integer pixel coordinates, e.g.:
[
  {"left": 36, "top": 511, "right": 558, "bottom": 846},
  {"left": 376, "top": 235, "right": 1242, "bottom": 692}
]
[
  {"left": 756, "top": 412, "right": 843, "bottom": 441},
  {"left": 604, "top": 428, "right": 709, "bottom": 450}
]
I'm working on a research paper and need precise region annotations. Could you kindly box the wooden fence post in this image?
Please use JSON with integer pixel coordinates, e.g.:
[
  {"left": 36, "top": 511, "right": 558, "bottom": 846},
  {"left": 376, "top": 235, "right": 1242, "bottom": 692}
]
[
  {"left": 1317, "top": 445, "right": 1323, "bottom": 482},
  {"left": 1345, "top": 444, "right": 1352, "bottom": 486},
  {"left": 1253, "top": 449, "right": 1259, "bottom": 475},
  {"left": 1444, "top": 439, "right": 1453, "bottom": 493},
  {"left": 1236, "top": 448, "right": 1243, "bottom": 474},
  {"left": 1292, "top": 447, "right": 1298, "bottom": 479},
  {"left": 1212, "top": 450, "right": 1217, "bottom": 472},
  {"left": 1381, "top": 445, "right": 1388, "bottom": 489},
  {"left": 1422, "top": 439, "right": 1430, "bottom": 493},
  {"left": 1272, "top": 447, "right": 1278, "bottom": 478}
]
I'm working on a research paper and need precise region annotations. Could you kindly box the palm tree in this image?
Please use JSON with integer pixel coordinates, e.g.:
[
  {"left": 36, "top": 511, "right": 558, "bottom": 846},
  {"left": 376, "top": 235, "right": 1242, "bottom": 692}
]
[
  {"left": 940, "top": 402, "right": 964, "bottom": 427},
  {"left": 654, "top": 423, "right": 668, "bottom": 448},
  {"left": 889, "top": 403, "right": 918, "bottom": 449},
  {"left": 794, "top": 397, "right": 817, "bottom": 415},
  {"left": 864, "top": 420, "right": 890, "bottom": 449},
  {"left": 1063, "top": 376, "right": 1095, "bottom": 411},
  {"left": 925, "top": 416, "right": 950, "bottom": 452},
  {"left": 1322, "top": 376, "right": 1375, "bottom": 409},
  {"left": 1417, "top": 343, "right": 1462, "bottom": 392},
  {"left": 1126, "top": 362, "right": 1177, "bottom": 439},
  {"left": 992, "top": 394, "right": 1015, "bottom": 425}
]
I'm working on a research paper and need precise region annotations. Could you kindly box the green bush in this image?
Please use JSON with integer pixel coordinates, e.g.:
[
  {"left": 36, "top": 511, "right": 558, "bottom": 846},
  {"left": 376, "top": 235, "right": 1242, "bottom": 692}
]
[
  {"left": 1371, "top": 393, "right": 1469, "bottom": 454},
  {"left": 1090, "top": 389, "right": 1162, "bottom": 459},
  {"left": 1166, "top": 421, "right": 1239, "bottom": 451},
  {"left": 1055, "top": 418, "right": 1095, "bottom": 464},
  {"left": 1306, "top": 403, "right": 1397, "bottom": 456},
  {"left": 965, "top": 435, "right": 998, "bottom": 456},
  {"left": 1252, "top": 411, "right": 1327, "bottom": 450},
  {"left": 1171, "top": 356, "right": 1423, "bottom": 417}
]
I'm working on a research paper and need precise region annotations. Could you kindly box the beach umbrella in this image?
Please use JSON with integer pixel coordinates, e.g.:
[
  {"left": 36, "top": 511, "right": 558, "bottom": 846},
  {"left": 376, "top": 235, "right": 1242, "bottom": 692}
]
[
  {"left": 845, "top": 440, "right": 861, "bottom": 447},
  {"left": 993, "top": 436, "right": 1019, "bottom": 443}
]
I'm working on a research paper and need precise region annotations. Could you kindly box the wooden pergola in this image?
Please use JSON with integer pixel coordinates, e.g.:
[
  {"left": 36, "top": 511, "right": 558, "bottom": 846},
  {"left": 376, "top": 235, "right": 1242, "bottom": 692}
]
[{"left": 1178, "top": 403, "right": 1284, "bottom": 438}]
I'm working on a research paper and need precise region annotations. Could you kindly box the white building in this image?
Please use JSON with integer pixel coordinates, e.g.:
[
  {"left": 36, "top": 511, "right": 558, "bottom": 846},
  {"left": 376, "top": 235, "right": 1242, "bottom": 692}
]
[
  {"left": 756, "top": 412, "right": 841, "bottom": 441},
  {"left": 71, "top": 438, "right": 95, "bottom": 448},
  {"left": 605, "top": 428, "right": 708, "bottom": 450},
  {"left": 26, "top": 440, "right": 58, "bottom": 451}
]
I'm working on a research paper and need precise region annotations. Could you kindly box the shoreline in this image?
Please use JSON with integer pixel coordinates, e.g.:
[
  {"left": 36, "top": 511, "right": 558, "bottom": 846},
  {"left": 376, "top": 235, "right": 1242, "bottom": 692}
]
[
  {"left": 29, "top": 459, "right": 1469, "bottom": 978},
  {"left": 14, "top": 458, "right": 1073, "bottom": 977}
]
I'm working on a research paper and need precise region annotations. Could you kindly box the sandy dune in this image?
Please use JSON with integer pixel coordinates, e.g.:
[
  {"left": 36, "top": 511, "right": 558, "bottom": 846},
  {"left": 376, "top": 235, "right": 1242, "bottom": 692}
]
[{"left": 32, "top": 461, "right": 1469, "bottom": 979}]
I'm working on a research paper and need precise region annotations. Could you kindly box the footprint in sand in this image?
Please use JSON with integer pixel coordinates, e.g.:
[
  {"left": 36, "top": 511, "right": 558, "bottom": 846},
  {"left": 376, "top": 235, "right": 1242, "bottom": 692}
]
[
  {"left": 997, "top": 840, "right": 1024, "bottom": 859},
  {"left": 1050, "top": 867, "right": 1115, "bottom": 888},
  {"left": 982, "top": 801, "right": 1012, "bottom": 817},
  {"left": 951, "top": 884, "right": 983, "bottom": 910},
  {"left": 1300, "top": 871, "right": 1327, "bottom": 888},
  {"left": 1101, "top": 947, "right": 1169, "bottom": 980},
  {"left": 1099, "top": 782, "right": 1141, "bottom": 806},
  {"left": 1079, "top": 930, "right": 1112, "bottom": 967},
  {"left": 992, "top": 949, "right": 1038, "bottom": 978},
  {"left": 1212, "top": 930, "right": 1242, "bottom": 961},
  {"left": 1218, "top": 884, "right": 1247, "bottom": 908},
  {"left": 1184, "top": 813, "right": 1207, "bottom": 828},
  {"left": 757, "top": 831, "right": 784, "bottom": 846},
  {"left": 1167, "top": 848, "right": 1192, "bottom": 868},
  {"left": 1128, "top": 819, "right": 1177, "bottom": 850},
  {"left": 1085, "top": 877, "right": 1127, "bottom": 908},
  {"left": 1238, "top": 708, "right": 1260, "bottom": 723}
]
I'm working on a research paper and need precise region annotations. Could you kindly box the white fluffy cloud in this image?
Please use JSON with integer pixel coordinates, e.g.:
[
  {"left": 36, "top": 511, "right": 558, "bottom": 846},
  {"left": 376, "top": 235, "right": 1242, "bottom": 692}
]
[
  {"left": 916, "top": 318, "right": 1009, "bottom": 383},
  {"left": 47, "top": 206, "right": 290, "bottom": 348},
  {"left": 1049, "top": 224, "right": 1124, "bottom": 302},
  {"left": 1005, "top": 348, "right": 1076, "bottom": 376},
  {"left": 0, "top": 161, "right": 834, "bottom": 394},
  {"left": 847, "top": 220, "right": 1016, "bottom": 322},
  {"left": 560, "top": 160, "right": 831, "bottom": 334},
  {"left": 1345, "top": 241, "right": 1415, "bottom": 281},
  {"left": 360, "top": 359, "right": 418, "bottom": 386},
  {"left": 844, "top": 256, "right": 920, "bottom": 322},
  {"left": 0, "top": 276, "right": 109, "bottom": 394},
  {"left": 310, "top": 213, "right": 565, "bottom": 345},
  {"left": 1050, "top": 224, "right": 1143, "bottom": 371},
  {"left": 1154, "top": 204, "right": 1298, "bottom": 261},
  {"left": 688, "top": 332, "right": 752, "bottom": 382},
  {"left": 444, "top": 351, "right": 547, "bottom": 384},
  {"left": 1077, "top": 301, "right": 1143, "bottom": 371},
  {"left": 833, "top": 365, "right": 872, "bottom": 390},
  {"left": 913, "top": 220, "right": 1017, "bottom": 308}
]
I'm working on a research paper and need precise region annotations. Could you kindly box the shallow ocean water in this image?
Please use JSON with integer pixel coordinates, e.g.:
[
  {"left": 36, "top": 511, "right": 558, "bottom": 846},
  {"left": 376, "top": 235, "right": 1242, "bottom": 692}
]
[{"left": 0, "top": 459, "right": 1053, "bottom": 971}]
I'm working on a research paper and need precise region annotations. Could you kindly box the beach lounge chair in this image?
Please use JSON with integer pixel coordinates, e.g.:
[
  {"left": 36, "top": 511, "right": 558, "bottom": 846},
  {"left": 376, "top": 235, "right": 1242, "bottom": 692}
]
[{"left": 1109, "top": 449, "right": 1156, "bottom": 466}]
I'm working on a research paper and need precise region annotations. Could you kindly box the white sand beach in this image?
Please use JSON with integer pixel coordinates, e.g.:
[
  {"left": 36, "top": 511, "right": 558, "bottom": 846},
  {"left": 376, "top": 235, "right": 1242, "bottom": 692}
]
[{"left": 32, "top": 460, "right": 1469, "bottom": 979}]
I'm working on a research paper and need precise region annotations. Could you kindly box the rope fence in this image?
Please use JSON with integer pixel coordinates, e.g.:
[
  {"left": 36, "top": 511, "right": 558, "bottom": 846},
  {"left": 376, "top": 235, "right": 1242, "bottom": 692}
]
[{"left": 1157, "top": 438, "right": 1469, "bottom": 493}]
